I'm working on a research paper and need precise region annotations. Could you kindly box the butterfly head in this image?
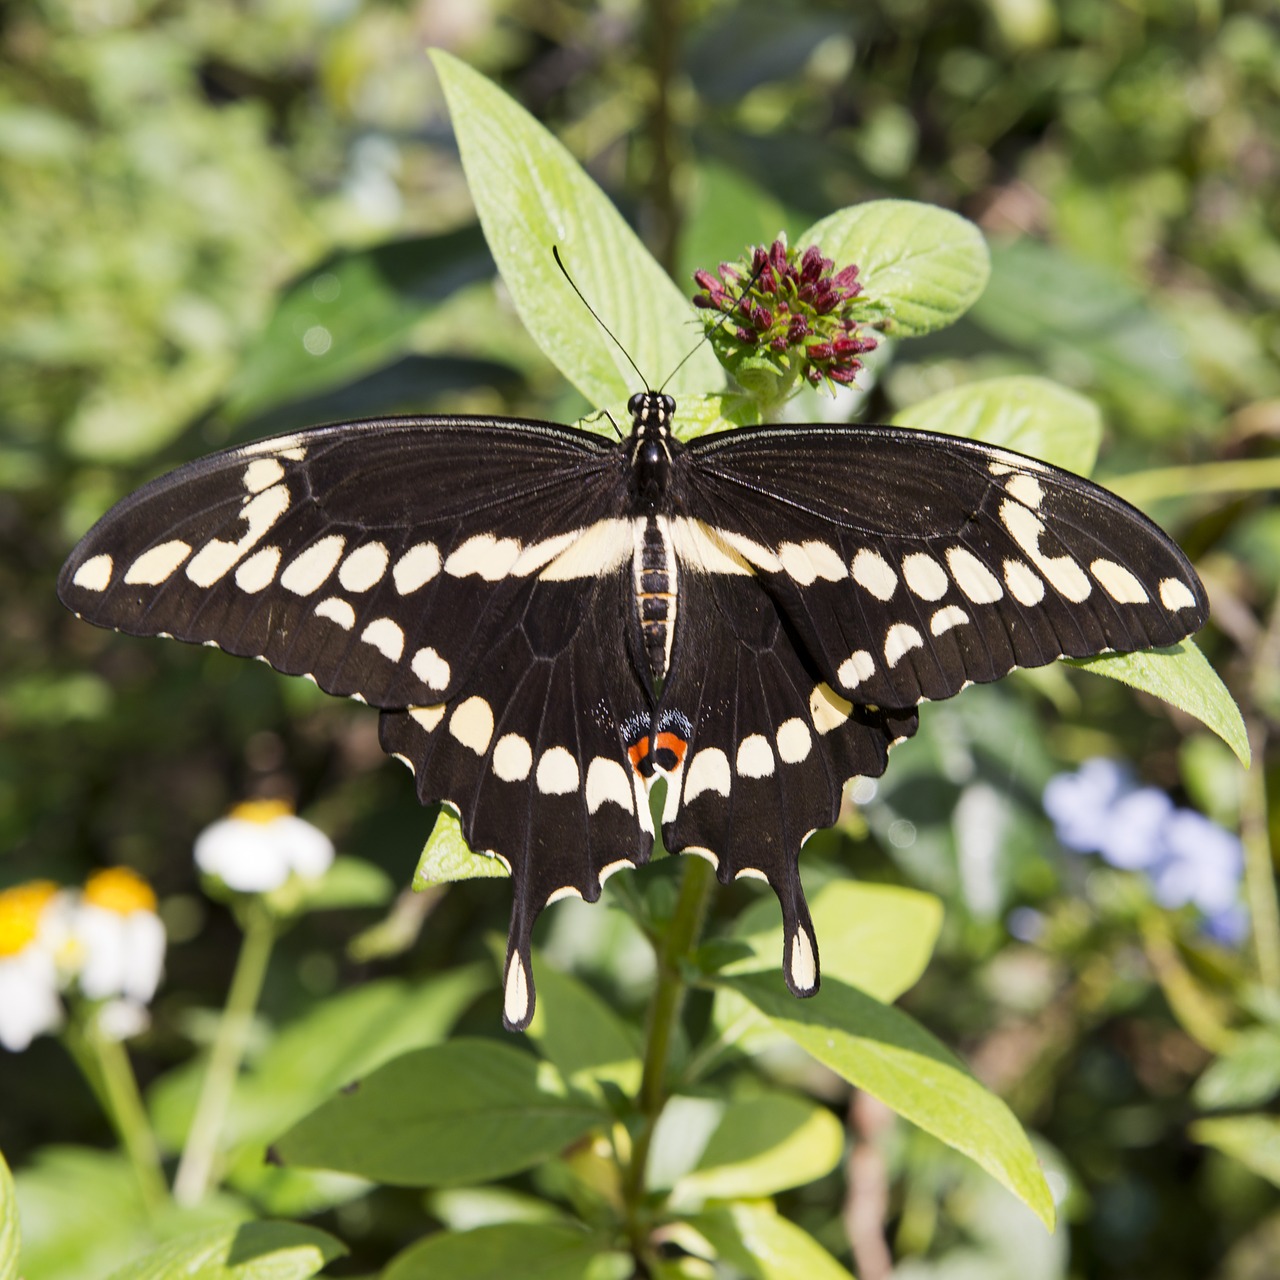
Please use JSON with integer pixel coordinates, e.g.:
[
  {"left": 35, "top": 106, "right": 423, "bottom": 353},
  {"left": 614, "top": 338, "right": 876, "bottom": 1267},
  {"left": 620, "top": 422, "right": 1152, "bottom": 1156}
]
[{"left": 627, "top": 391, "right": 676, "bottom": 435}]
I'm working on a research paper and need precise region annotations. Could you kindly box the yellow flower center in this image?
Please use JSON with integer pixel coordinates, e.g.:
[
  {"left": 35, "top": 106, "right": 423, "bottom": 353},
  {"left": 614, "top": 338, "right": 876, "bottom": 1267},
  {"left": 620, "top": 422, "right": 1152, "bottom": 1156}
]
[
  {"left": 228, "top": 798, "right": 294, "bottom": 825},
  {"left": 0, "top": 881, "right": 58, "bottom": 957},
  {"left": 83, "top": 867, "right": 157, "bottom": 915}
]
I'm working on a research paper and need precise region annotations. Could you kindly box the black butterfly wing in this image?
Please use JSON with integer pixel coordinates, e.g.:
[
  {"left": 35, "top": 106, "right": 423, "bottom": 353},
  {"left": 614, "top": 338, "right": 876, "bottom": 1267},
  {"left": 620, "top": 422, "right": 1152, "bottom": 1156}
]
[
  {"left": 58, "top": 417, "right": 656, "bottom": 1029},
  {"left": 655, "top": 420, "right": 1206, "bottom": 993},
  {"left": 675, "top": 422, "right": 1207, "bottom": 710}
]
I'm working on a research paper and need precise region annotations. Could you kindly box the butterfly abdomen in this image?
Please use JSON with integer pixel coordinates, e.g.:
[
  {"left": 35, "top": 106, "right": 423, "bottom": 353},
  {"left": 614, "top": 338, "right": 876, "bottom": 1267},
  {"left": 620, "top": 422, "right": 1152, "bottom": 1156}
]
[{"left": 635, "top": 515, "right": 677, "bottom": 681}]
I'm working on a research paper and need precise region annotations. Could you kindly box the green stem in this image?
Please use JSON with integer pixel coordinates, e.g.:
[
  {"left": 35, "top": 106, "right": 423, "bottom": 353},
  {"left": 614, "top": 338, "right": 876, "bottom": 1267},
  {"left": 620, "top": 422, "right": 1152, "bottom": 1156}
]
[
  {"left": 172, "top": 900, "right": 276, "bottom": 1206},
  {"left": 1242, "top": 721, "right": 1280, "bottom": 992},
  {"left": 623, "top": 853, "right": 716, "bottom": 1253},
  {"left": 646, "top": 0, "right": 681, "bottom": 273},
  {"left": 70, "top": 1016, "right": 168, "bottom": 1213},
  {"left": 1105, "top": 458, "right": 1280, "bottom": 507}
]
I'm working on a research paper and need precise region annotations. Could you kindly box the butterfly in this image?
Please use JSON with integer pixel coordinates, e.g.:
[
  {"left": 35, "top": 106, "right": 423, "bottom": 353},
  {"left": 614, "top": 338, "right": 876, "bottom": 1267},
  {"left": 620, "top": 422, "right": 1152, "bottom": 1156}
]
[{"left": 58, "top": 391, "right": 1208, "bottom": 1029}]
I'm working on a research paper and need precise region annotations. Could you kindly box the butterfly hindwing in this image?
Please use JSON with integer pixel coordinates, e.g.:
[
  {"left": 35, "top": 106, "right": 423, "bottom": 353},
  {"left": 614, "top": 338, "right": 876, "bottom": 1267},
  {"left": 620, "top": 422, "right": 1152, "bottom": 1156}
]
[{"left": 678, "top": 422, "right": 1207, "bottom": 710}]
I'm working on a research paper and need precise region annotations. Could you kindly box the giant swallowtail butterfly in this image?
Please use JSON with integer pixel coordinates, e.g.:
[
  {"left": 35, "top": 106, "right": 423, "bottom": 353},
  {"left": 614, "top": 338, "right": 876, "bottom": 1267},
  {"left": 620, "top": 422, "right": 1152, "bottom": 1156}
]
[{"left": 58, "top": 391, "right": 1207, "bottom": 1028}]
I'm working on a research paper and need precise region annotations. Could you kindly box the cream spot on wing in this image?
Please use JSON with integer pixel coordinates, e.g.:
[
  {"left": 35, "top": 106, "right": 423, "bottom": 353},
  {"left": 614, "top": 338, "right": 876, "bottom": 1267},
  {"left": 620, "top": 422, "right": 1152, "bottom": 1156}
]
[
  {"left": 804, "top": 540, "right": 847, "bottom": 580},
  {"left": 667, "top": 518, "right": 756, "bottom": 575},
  {"left": 361, "top": 617, "right": 405, "bottom": 661},
  {"left": 408, "top": 704, "right": 446, "bottom": 733},
  {"left": 837, "top": 649, "right": 875, "bottom": 689},
  {"left": 810, "top": 683, "right": 853, "bottom": 734},
  {"left": 124, "top": 540, "right": 192, "bottom": 586},
  {"left": 546, "top": 885, "right": 583, "bottom": 905},
  {"left": 776, "top": 718, "right": 812, "bottom": 764},
  {"left": 717, "top": 529, "right": 782, "bottom": 573},
  {"left": 735, "top": 867, "right": 768, "bottom": 882},
  {"left": 586, "top": 757, "right": 634, "bottom": 813},
  {"left": 393, "top": 543, "right": 441, "bottom": 594},
  {"left": 789, "top": 928, "right": 817, "bottom": 993},
  {"left": 243, "top": 458, "right": 285, "bottom": 493},
  {"left": 1000, "top": 500, "right": 1092, "bottom": 602},
  {"left": 598, "top": 859, "right": 633, "bottom": 885},
  {"left": 778, "top": 540, "right": 845, "bottom": 585},
  {"left": 492, "top": 733, "right": 533, "bottom": 782},
  {"left": 315, "top": 597, "right": 356, "bottom": 630},
  {"left": 504, "top": 954, "right": 529, "bottom": 1027},
  {"left": 686, "top": 847, "right": 720, "bottom": 870},
  {"left": 240, "top": 435, "right": 305, "bottom": 460},
  {"left": 512, "top": 531, "right": 577, "bottom": 575},
  {"left": 1006, "top": 473, "right": 1044, "bottom": 508},
  {"left": 281, "top": 535, "right": 346, "bottom": 596},
  {"left": 851, "top": 548, "right": 898, "bottom": 600},
  {"left": 683, "top": 747, "right": 731, "bottom": 801},
  {"left": 186, "top": 482, "right": 291, "bottom": 586},
  {"left": 445, "top": 533, "right": 522, "bottom": 580},
  {"left": 884, "top": 622, "right": 924, "bottom": 667},
  {"left": 411, "top": 646, "right": 451, "bottom": 691},
  {"left": 778, "top": 541, "right": 818, "bottom": 584},
  {"left": 234, "top": 545, "right": 281, "bottom": 593},
  {"left": 73, "top": 554, "right": 114, "bottom": 591},
  {"left": 1160, "top": 577, "right": 1197, "bottom": 611},
  {"left": 946, "top": 547, "right": 1004, "bottom": 603},
  {"left": 536, "top": 746, "right": 579, "bottom": 795},
  {"left": 449, "top": 697, "right": 494, "bottom": 754},
  {"left": 1091, "top": 558, "right": 1149, "bottom": 604},
  {"left": 736, "top": 734, "right": 775, "bottom": 778},
  {"left": 1004, "top": 558, "right": 1045, "bottom": 605},
  {"left": 902, "top": 552, "right": 949, "bottom": 600},
  {"left": 536, "top": 519, "right": 633, "bottom": 580},
  {"left": 930, "top": 605, "right": 970, "bottom": 635},
  {"left": 338, "top": 542, "right": 390, "bottom": 593}
]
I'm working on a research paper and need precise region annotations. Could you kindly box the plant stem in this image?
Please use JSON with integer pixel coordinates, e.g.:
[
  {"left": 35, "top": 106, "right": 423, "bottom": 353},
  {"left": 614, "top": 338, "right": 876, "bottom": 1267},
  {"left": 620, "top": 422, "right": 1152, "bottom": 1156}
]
[
  {"left": 172, "top": 899, "right": 276, "bottom": 1205},
  {"left": 646, "top": 0, "right": 681, "bottom": 273},
  {"left": 1242, "top": 721, "right": 1280, "bottom": 992},
  {"left": 79, "top": 1018, "right": 168, "bottom": 1213},
  {"left": 623, "top": 853, "right": 716, "bottom": 1245}
]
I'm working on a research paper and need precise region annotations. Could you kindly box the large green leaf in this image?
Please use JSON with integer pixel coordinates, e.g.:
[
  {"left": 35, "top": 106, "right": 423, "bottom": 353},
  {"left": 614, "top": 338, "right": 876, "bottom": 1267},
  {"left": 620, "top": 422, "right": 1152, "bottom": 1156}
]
[
  {"left": 800, "top": 200, "right": 990, "bottom": 337},
  {"left": 104, "top": 1222, "right": 344, "bottom": 1280},
  {"left": 384, "top": 1223, "right": 616, "bottom": 1280},
  {"left": 526, "top": 965, "right": 643, "bottom": 1095},
  {"left": 0, "top": 1149, "right": 18, "bottom": 1280},
  {"left": 667, "top": 1091, "right": 844, "bottom": 1201},
  {"left": 274, "top": 1039, "right": 607, "bottom": 1186},
  {"left": 150, "top": 970, "right": 487, "bottom": 1151},
  {"left": 687, "top": 1203, "right": 854, "bottom": 1280},
  {"left": 1067, "top": 641, "right": 1249, "bottom": 767},
  {"left": 415, "top": 807, "right": 509, "bottom": 886},
  {"left": 893, "top": 375, "right": 1103, "bottom": 476},
  {"left": 430, "top": 51, "right": 722, "bottom": 406},
  {"left": 725, "top": 974, "right": 1054, "bottom": 1228}
]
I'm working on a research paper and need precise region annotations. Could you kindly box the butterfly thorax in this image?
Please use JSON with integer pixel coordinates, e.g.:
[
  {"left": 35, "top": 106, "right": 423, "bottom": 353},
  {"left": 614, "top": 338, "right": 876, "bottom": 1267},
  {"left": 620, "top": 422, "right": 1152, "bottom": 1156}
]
[{"left": 625, "top": 391, "right": 680, "bottom": 683}]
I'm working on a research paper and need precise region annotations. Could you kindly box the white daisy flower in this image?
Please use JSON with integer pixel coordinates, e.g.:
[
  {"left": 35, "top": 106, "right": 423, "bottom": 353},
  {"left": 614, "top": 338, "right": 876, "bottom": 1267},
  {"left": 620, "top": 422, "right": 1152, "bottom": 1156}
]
[
  {"left": 194, "top": 799, "right": 335, "bottom": 894},
  {"left": 0, "top": 881, "right": 65, "bottom": 1052}
]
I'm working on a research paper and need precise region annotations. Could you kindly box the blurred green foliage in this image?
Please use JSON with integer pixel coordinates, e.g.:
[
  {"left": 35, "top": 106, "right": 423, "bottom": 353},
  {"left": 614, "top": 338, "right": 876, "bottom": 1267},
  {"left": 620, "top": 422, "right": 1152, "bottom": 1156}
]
[{"left": 2, "top": 0, "right": 1279, "bottom": 1277}]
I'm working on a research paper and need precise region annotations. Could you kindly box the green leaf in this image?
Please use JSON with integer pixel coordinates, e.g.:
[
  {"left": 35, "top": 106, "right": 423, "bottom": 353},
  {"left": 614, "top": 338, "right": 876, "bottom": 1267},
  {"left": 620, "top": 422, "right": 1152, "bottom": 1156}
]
[
  {"left": 724, "top": 974, "right": 1055, "bottom": 1228},
  {"left": 103, "top": 1222, "right": 345, "bottom": 1280},
  {"left": 268, "top": 855, "right": 394, "bottom": 914},
  {"left": 1067, "top": 641, "right": 1250, "bottom": 767},
  {"left": 1194, "top": 1029, "right": 1280, "bottom": 1111},
  {"left": 384, "top": 1223, "right": 617, "bottom": 1280},
  {"left": 892, "top": 375, "right": 1103, "bottom": 476},
  {"left": 222, "top": 225, "right": 493, "bottom": 423},
  {"left": 687, "top": 1203, "right": 854, "bottom": 1280},
  {"left": 0, "top": 1148, "right": 19, "bottom": 1280},
  {"left": 670, "top": 1091, "right": 844, "bottom": 1201},
  {"left": 274, "top": 1039, "right": 607, "bottom": 1186},
  {"left": 150, "top": 971, "right": 486, "bottom": 1151},
  {"left": 415, "top": 807, "right": 509, "bottom": 885},
  {"left": 526, "top": 965, "right": 643, "bottom": 1095},
  {"left": 725, "top": 880, "right": 943, "bottom": 999},
  {"left": 800, "top": 200, "right": 990, "bottom": 337},
  {"left": 1191, "top": 1115, "right": 1280, "bottom": 1189},
  {"left": 430, "top": 51, "right": 722, "bottom": 406}
]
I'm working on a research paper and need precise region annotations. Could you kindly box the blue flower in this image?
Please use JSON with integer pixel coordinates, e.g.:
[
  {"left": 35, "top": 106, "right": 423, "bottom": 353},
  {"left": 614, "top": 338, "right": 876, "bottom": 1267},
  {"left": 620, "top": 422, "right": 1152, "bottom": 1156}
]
[{"left": 1043, "top": 759, "right": 1248, "bottom": 944}]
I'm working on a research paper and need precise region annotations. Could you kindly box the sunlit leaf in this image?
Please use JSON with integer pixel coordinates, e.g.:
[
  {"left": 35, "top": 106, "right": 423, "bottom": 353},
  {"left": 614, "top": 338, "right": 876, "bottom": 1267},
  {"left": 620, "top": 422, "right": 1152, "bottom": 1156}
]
[
  {"left": 103, "top": 1222, "right": 344, "bottom": 1280},
  {"left": 0, "top": 1148, "right": 19, "bottom": 1280},
  {"left": 431, "top": 51, "right": 722, "bottom": 406},
  {"left": 415, "top": 807, "right": 509, "bottom": 885},
  {"left": 893, "top": 375, "right": 1103, "bottom": 476},
  {"left": 725, "top": 974, "right": 1054, "bottom": 1228},
  {"left": 1067, "top": 641, "right": 1249, "bottom": 766},
  {"left": 275, "top": 1040, "right": 607, "bottom": 1186},
  {"left": 800, "top": 200, "right": 990, "bottom": 337},
  {"left": 526, "top": 966, "right": 643, "bottom": 1095},
  {"left": 1191, "top": 1115, "right": 1280, "bottom": 1189},
  {"left": 383, "top": 1223, "right": 617, "bottom": 1280},
  {"left": 687, "top": 1203, "right": 854, "bottom": 1280}
]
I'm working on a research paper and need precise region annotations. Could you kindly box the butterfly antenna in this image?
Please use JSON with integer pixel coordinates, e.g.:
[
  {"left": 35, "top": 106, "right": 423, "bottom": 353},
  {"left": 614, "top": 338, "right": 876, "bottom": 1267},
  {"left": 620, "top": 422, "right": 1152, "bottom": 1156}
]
[
  {"left": 552, "top": 246, "right": 649, "bottom": 391},
  {"left": 658, "top": 252, "right": 771, "bottom": 394}
]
